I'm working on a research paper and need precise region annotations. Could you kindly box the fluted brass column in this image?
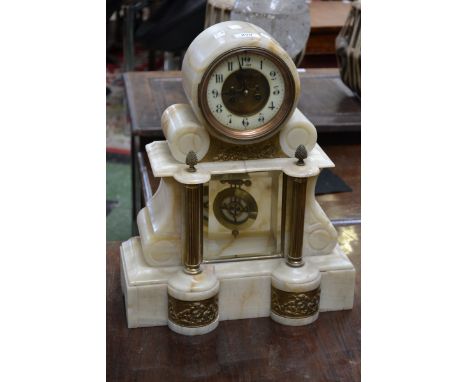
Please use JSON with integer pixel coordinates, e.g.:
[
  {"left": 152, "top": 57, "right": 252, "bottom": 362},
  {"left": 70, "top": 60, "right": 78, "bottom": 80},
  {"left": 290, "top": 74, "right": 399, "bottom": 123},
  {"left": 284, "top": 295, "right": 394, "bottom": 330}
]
[
  {"left": 271, "top": 146, "right": 321, "bottom": 326},
  {"left": 183, "top": 183, "right": 204, "bottom": 274},
  {"left": 286, "top": 176, "right": 308, "bottom": 267}
]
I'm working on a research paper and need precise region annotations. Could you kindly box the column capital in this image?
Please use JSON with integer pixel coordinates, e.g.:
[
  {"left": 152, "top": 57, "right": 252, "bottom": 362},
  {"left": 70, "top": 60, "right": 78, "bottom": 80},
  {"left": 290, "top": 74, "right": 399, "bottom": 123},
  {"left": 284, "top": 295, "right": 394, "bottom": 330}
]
[
  {"left": 174, "top": 168, "right": 211, "bottom": 185},
  {"left": 283, "top": 162, "right": 320, "bottom": 178}
]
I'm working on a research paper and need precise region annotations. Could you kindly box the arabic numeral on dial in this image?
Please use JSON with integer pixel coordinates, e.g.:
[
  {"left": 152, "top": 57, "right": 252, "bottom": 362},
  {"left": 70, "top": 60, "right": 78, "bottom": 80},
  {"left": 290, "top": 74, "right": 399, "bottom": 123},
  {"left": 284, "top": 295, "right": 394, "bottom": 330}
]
[
  {"left": 270, "top": 70, "right": 277, "bottom": 80},
  {"left": 242, "top": 118, "right": 249, "bottom": 127},
  {"left": 268, "top": 101, "right": 275, "bottom": 110},
  {"left": 212, "top": 89, "right": 219, "bottom": 98},
  {"left": 215, "top": 74, "right": 223, "bottom": 83},
  {"left": 216, "top": 104, "right": 223, "bottom": 113},
  {"left": 258, "top": 114, "right": 265, "bottom": 123}
]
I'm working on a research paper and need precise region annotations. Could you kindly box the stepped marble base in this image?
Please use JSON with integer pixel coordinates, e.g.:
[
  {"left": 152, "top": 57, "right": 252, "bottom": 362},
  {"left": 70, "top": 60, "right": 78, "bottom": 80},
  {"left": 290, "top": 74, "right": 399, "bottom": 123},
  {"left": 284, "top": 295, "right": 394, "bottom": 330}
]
[{"left": 120, "top": 237, "right": 355, "bottom": 329}]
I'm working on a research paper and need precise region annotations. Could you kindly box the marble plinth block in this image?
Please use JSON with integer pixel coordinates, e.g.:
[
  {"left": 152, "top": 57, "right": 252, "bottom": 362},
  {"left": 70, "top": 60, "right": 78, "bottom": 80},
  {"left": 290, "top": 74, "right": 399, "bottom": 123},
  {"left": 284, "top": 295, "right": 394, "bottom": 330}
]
[{"left": 120, "top": 237, "right": 355, "bottom": 329}]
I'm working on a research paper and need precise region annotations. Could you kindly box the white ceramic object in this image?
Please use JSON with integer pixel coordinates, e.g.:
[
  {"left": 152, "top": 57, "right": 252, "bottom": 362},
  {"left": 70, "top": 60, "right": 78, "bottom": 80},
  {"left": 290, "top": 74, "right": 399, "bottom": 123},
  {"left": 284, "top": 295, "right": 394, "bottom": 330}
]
[
  {"left": 182, "top": 21, "right": 300, "bottom": 132},
  {"left": 279, "top": 108, "right": 318, "bottom": 157},
  {"left": 161, "top": 104, "right": 210, "bottom": 163}
]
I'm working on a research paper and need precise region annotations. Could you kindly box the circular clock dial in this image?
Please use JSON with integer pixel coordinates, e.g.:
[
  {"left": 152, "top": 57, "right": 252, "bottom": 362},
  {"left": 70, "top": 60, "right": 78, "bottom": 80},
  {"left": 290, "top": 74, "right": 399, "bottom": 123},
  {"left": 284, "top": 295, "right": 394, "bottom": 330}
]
[
  {"left": 199, "top": 48, "right": 295, "bottom": 143},
  {"left": 221, "top": 68, "right": 270, "bottom": 117}
]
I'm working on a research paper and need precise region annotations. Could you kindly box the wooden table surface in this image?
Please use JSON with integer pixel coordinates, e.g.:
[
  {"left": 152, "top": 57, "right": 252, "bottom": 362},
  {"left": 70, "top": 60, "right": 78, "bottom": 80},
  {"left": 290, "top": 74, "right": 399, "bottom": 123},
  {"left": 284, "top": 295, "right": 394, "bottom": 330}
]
[{"left": 107, "top": 224, "right": 360, "bottom": 381}]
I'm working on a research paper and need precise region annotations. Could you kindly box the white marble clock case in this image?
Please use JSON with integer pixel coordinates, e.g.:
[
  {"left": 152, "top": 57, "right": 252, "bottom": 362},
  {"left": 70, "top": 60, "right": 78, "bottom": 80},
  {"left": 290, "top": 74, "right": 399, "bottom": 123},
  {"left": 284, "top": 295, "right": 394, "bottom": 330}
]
[
  {"left": 120, "top": 143, "right": 355, "bottom": 328},
  {"left": 120, "top": 21, "right": 355, "bottom": 330}
]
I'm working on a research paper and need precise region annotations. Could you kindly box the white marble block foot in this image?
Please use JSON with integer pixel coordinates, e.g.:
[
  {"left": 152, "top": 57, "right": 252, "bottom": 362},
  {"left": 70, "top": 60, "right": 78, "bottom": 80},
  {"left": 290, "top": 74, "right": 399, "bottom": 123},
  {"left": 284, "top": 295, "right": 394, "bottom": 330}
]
[
  {"left": 270, "top": 262, "right": 321, "bottom": 326},
  {"left": 167, "top": 268, "right": 220, "bottom": 336},
  {"left": 120, "top": 237, "right": 355, "bottom": 330}
]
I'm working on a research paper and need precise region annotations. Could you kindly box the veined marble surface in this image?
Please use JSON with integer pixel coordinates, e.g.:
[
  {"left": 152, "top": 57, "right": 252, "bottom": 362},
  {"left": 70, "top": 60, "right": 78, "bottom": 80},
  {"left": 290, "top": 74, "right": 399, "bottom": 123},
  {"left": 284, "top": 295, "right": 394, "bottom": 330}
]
[
  {"left": 120, "top": 237, "right": 355, "bottom": 328},
  {"left": 161, "top": 104, "right": 210, "bottom": 163},
  {"left": 122, "top": 237, "right": 353, "bottom": 287},
  {"left": 136, "top": 177, "right": 183, "bottom": 267},
  {"left": 168, "top": 268, "right": 219, "bottom": 301},
  {"left": 137, "top": 162, "right": 337, "bottom": 270},
  {"left": 146, "top": 140, "right": 334, "bottom": 178},
  {"left": 279, "top": 108, "right": 318, "bottom": 158},
  {"left": 182, "top": 21, "right": 300, "bottom": 135}
]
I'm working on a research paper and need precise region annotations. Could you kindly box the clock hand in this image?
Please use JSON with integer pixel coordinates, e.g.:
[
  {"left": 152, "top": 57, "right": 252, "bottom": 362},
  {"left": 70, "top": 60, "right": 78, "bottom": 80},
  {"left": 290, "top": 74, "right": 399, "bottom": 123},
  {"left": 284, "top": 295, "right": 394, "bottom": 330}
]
[{"left": 237, "top": 55, "right": 243, "bottom": 71}]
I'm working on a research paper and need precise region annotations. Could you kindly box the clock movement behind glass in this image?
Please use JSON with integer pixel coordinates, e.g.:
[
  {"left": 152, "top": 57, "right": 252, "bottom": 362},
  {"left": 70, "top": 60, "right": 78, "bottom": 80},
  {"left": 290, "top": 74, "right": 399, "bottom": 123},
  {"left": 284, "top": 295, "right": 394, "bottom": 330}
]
[{"left": 120, "top": 21, "right": 355, "bottom": 335}]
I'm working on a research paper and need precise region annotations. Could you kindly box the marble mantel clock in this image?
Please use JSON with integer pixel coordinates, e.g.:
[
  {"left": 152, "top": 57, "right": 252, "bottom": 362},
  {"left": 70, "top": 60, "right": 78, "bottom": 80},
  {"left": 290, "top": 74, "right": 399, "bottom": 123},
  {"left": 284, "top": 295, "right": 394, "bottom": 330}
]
[{"left": 120, "top": 21, "right": 355, "bottom": 335}]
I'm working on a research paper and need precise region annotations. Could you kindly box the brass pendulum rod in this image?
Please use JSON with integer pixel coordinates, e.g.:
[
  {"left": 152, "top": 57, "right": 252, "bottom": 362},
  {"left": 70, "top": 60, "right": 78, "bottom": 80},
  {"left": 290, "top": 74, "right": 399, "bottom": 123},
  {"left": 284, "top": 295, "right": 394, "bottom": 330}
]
[
  {"left": 183, "top": 183, "right": 204, "bottom": 274},
  {"left": 286, "top": 176, "right": 308, "bottom": 267}
]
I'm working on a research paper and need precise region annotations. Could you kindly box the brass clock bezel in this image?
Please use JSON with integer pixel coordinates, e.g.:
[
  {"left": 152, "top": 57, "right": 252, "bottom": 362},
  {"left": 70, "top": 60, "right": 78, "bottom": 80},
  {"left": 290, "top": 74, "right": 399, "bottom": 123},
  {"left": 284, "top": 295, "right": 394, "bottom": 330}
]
[{"left": 198, "top": 47, "right": 296, "bottom": 144}]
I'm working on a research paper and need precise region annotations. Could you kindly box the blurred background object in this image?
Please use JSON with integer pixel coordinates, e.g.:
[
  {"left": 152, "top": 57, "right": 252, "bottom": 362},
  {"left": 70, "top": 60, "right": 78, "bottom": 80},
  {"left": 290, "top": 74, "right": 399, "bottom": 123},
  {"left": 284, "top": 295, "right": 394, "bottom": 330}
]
[
  {"left": 303, "top": 0, "right": 352, "bottom": 68},
  {"left": 205, "top": 0, "right": 235, "bottom": 28},
  {"left": 136, "top": 0, "right": 206, "bottom": 70},
  {"left": 230, "top": 0, "right": 311, "bottom": 66},
  {"left": 336, "top": 1, "right": 361, "bottom": 96}
]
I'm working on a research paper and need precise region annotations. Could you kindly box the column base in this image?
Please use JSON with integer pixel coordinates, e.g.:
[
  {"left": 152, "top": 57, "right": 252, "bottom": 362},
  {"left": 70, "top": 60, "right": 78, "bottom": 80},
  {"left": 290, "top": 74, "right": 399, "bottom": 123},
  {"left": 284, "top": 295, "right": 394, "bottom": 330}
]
[
  {"left": 167, "top": 268, "right": 220, "bottom": 336},
  {"left": 168, "top": 317, "right": 219, "bottom": 336},
  {"left": 271, "top": 311, "right": 319, "bottom": 326},
  {"left": 270, "top": 261, "right": 321, "bottom": 326}
]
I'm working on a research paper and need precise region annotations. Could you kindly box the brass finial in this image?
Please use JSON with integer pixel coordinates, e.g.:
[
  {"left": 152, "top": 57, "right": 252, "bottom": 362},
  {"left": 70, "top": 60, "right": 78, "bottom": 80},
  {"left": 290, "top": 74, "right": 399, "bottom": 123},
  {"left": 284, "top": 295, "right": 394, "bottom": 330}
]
[
  {"left": 295, "top": 144, "right": 307, "bottom": 166},
  {"left": 186, "top": 150, "right": 198, "bottom": 172}
]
